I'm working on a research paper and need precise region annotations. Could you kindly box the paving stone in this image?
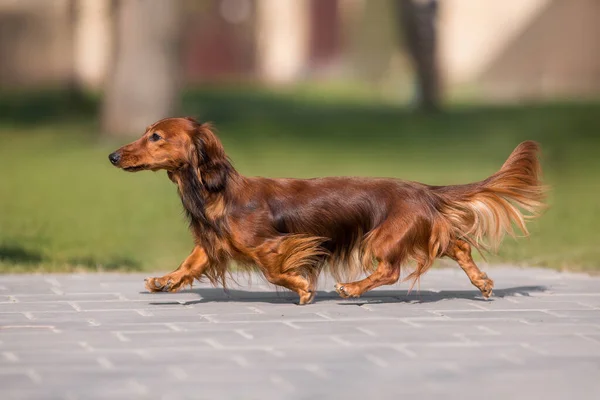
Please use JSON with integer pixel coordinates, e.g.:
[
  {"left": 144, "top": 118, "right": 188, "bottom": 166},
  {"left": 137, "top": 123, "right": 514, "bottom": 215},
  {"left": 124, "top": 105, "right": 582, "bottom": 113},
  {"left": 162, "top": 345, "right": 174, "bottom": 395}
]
[
  {"left": 0, "top": 302, "right": 78, "bottom": 313},
  {"left": 11, "top": 293, "right": 124, "bottom": 302},
  {"left": 1, "top": 268, "right": 600, "bottom": 399},
  {"left": 434, "top": 309, "right": 557, "bottom": 320},
  {"left": 0, "top": 313, "right": 33, "bottom": 324}
]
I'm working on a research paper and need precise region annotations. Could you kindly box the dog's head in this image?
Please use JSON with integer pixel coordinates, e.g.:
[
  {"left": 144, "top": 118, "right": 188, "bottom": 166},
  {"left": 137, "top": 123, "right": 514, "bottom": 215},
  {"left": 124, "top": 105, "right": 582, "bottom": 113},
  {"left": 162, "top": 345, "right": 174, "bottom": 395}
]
[{"left": 109, "top": 117, "right": 230, "bottom": 192}]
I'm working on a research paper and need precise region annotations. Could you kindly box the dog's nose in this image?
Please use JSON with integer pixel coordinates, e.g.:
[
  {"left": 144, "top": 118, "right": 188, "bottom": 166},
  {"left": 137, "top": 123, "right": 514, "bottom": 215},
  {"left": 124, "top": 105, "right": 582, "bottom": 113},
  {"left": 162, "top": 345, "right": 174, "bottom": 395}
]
[{"left": 108, "top": 152, "right": 121, "bottom": 165}]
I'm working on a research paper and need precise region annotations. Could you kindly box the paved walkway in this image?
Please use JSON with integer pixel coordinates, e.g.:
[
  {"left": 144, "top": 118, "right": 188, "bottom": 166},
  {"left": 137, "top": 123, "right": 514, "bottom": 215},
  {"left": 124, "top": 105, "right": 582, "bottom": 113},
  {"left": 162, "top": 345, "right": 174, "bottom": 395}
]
[{"left": 1, "top": 267, "right": 600, "bottom": 400}]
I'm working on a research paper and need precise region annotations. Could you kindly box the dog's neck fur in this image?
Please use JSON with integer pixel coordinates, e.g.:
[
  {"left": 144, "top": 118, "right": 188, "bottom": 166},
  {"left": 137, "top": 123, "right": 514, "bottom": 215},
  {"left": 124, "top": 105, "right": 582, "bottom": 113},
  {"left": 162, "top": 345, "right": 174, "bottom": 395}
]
[{"left": 168, "top": 163, "right": 238, "bottom": 237}]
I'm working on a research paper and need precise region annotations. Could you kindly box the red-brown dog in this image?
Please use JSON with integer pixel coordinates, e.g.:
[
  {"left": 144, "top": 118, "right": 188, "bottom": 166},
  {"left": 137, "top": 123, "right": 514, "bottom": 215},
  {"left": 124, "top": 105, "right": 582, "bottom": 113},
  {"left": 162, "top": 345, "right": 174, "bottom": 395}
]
[{"left": 109, "top": 117, "right": 545, "bottom": 304}]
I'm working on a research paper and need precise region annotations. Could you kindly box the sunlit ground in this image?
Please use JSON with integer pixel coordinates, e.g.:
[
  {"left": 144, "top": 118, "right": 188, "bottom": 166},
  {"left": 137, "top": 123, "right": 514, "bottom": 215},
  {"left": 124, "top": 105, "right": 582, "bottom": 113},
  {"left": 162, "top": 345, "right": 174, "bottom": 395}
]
[{"left": 1, "top": 86, "right": 599, "bottom": 272}]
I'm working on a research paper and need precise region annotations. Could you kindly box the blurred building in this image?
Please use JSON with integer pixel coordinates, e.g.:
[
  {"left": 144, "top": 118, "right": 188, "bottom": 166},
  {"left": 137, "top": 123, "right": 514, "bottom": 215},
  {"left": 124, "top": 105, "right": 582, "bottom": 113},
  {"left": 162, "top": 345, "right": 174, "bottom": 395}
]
[
  {"left": 1, "top": 0, "right": 599, "bottom": 101},
  {"left": 0, "top": 0, "right": 78, "bottom": 87},
  {"left": 439, "top": 0, "right": 600, "bottom": 100}
]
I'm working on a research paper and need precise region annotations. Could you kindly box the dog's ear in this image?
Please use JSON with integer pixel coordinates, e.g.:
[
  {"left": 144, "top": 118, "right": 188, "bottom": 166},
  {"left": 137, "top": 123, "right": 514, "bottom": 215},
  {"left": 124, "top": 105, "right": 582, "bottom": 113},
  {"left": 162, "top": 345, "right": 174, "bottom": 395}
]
[
  {"left": 167, "top": 171, "right": 177, "bottom": 183},
  {"left": 190, "top": 122, "right": 231, "bottom": 193},
  {"left": 202, "top": 162, "right": 230, "bottom": 193}
]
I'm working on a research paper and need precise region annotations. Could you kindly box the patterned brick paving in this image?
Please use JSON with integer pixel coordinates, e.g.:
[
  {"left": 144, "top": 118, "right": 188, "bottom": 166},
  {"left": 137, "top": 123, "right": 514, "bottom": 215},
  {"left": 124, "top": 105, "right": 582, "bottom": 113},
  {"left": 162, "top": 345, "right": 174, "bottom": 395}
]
[{"left": 1, "top": 267, "right": 600, "bottom": 399}]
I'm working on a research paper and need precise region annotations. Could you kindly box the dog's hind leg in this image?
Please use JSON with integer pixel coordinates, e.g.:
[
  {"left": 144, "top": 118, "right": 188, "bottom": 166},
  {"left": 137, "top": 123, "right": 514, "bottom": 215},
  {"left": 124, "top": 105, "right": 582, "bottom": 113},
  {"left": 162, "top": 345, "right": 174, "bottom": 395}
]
[
  {"left": 262, "top": 270, "right": 316, "bottom": 305},
  {"left": 334, "top": 218, "right": 414, "bottom": 298},
  {"left": 335, "top": 260, "right": 399, "bottom": 298},
  {"left": 253, "top": 235, "right": 324, "bottom": 305},
  {"left": 145, "top": 245, "right": 208, "bottom": 293},
  {"left": 445, "top": 239, "right": 494, "bottom": 298}
]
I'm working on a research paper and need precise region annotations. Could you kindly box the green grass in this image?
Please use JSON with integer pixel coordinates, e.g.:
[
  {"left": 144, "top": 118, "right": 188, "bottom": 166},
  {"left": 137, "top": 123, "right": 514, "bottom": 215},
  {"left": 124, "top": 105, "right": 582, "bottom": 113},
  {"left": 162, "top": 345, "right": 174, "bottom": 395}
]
[{"left": 0, "top": 87, "right": 599, "bottom": 273}]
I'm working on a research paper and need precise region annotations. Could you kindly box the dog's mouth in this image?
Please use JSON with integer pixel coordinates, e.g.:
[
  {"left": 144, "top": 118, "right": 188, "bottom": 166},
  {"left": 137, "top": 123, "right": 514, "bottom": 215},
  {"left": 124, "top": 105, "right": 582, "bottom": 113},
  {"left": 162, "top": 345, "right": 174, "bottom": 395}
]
[{"left": 123, "top": 165, "right": 149, "bottom": 172}]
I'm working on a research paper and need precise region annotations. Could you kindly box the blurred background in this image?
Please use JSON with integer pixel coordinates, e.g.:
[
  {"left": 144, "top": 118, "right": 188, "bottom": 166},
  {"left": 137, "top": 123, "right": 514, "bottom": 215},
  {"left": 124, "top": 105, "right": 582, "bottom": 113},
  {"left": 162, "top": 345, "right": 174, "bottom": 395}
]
[{"left": 0, "top": 0, "right": 598, "bottom": 274}]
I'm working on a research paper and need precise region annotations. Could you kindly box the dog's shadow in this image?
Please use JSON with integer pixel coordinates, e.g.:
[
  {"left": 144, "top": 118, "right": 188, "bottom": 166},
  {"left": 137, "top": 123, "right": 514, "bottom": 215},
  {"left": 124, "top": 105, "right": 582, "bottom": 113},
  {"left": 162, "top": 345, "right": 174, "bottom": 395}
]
[{"left": 145, "top": 285, "right": 547, "bottom": 306}]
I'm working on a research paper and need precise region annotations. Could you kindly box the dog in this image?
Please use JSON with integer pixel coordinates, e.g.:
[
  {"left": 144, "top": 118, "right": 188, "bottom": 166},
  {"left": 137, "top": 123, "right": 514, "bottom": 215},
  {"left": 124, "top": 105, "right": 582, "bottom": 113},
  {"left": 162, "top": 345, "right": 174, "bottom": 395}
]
[{"left": 109, "top": 117, "right": 545, "bottom": 304}]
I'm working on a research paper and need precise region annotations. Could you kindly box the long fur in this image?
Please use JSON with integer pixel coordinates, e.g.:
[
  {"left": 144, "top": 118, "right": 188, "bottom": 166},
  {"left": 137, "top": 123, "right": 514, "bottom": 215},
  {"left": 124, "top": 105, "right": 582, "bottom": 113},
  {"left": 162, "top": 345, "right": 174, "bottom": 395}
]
[
  {"left": 405, "top": 141, "right": 546, "bottom": 284},
  {"left": 111, "top": 117, "right": 547, "bottom": 298},
  {"left": 435, "top": 141, "right": 545, "bottom": 250}
]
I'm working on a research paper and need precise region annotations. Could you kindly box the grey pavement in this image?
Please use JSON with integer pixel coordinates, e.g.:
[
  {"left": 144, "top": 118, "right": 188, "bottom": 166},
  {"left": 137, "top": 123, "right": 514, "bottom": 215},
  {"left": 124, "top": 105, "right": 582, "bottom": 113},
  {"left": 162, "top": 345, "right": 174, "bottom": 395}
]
[{"left": 1, "top": 267, "right": 600, "bottom": 400}]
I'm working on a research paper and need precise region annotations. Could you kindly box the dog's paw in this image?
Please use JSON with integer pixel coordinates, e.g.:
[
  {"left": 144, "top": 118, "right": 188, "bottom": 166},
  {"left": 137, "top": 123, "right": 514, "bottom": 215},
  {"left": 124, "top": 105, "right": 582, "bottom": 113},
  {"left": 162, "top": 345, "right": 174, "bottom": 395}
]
[
  {"left": 335, "top": 283, "right": 349, "bottom": 298},
  {"left": 477, "top": 273, "right": 494, "bottom": 299},
  {"left": 335, "top": 283, "right": 360, "bottom": 299},
  {"left": 144, "top": 277, "right": 173, "bottom": 293},
  {"left": 298, "top": 290, "right": 316, "bottom": 305}
]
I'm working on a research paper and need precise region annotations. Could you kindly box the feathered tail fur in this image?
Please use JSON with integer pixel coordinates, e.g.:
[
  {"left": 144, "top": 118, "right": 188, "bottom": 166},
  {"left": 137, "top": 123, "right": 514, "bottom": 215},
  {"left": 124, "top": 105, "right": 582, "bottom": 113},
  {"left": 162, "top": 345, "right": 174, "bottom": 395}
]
[{"left": 434, "top": 140, "right": 547, "bottom": 253}]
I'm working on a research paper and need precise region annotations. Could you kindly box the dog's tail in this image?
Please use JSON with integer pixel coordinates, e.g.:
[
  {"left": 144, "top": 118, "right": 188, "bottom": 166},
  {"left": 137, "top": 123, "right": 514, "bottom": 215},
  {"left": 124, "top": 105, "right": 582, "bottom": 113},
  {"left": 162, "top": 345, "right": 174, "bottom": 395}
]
[
  {"left": 404, "top": 141, "right": 546, "bottom": 287},
  {"left": 432, "top": 141, "right": 547, "bottom": 253}
]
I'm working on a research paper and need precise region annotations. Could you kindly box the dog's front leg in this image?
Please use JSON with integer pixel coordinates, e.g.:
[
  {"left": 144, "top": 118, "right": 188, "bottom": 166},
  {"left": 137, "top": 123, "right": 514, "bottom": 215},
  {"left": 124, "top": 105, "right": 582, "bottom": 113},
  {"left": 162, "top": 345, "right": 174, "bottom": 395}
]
[{"left": 145, "top": 245, "right": 208, "bottom": 292}]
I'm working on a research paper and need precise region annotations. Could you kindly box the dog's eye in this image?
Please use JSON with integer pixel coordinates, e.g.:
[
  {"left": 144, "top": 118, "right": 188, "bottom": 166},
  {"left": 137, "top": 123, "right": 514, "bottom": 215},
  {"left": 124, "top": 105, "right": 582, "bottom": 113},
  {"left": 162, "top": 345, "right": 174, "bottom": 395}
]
[{"left": 149, "top": 133, "right": 162, "bottom": 142}]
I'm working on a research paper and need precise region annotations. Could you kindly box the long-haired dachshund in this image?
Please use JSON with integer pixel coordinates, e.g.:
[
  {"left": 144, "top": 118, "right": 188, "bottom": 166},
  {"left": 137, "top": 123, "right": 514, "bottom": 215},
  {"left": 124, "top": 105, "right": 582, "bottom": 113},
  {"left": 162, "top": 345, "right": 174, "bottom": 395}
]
[{"left": 109, "top": 117, "right": 545, "bottom": 304}]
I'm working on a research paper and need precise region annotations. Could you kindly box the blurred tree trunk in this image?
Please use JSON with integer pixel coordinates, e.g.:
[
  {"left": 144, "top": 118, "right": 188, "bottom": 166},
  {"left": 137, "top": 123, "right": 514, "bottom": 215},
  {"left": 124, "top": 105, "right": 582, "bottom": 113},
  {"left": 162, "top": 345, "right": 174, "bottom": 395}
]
[
  {"left": 346, "top": 0, "right": 396, "bottom": 86},
  {"left": 255, "top": 0, "right": 309, "bottom": 84},
  {"left": 66, "top": 0, "right": 84, "bottom": 103},
  {"left": 395, "top": 0, "right": 440, "bottom": 111},
  {"left": 73, "top": 0, "right": 112, "bottom": 91},
  {"left": 102, "top": 0, "right": 181, "bottom": 136}
]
